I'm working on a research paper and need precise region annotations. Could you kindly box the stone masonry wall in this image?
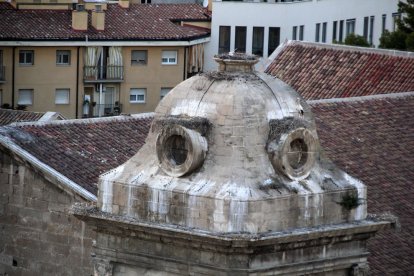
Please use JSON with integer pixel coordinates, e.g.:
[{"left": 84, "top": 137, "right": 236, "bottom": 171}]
[{"left": 0, "top": 149, "right": 95, "bottom": 276}]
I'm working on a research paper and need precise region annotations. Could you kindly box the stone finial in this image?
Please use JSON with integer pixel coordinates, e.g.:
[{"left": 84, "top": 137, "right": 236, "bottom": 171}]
[{"left": 213, "top": 52, "right": 259, "bottom": 73}]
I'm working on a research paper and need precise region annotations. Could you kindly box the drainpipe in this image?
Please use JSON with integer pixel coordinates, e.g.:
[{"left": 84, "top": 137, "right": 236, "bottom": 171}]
[
  {"left": 183, "top": 46, "right": 188, "bottom": 80},
  {"left": 75, "top": 46, "right": 80, "bottom": 118},
  {"left": 12, "top": 47, "right": 15, "bottom": 108}
]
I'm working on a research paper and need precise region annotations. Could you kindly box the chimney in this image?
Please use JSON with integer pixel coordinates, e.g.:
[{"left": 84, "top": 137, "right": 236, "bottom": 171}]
[
  {"left": 72, "top": 4, "right": 88, "bottom": 31},
  {"left": 92, "top": 4, "right": 105, "bottom": 31},
  {"left": 118, "top": 0, "right": 129, "bottom": 9},
  {"left": 208, "top": 0, "right": 212, "bottom": 12}
]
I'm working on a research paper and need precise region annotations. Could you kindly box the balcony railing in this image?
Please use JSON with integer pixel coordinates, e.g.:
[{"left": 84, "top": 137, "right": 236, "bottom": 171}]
[
  {"left": 0, "top": 65, "right": 5, "bottom": 82},
  {"left": 83, "top": 65, "right": 124, "bottom": 82},
  {"left": 83, "top": 103, "right": 122, "bottom": 118}
]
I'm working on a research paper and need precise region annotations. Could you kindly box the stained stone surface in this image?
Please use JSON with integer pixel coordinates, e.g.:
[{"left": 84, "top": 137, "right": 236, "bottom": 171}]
[{"left": 97, "top": 58, "right": 367, "bottom": 234}]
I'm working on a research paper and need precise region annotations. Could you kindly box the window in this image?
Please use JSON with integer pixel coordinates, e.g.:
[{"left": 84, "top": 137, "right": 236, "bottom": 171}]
[
  {"left": 18, "top": 89, "right": 33, "bottom": 105},
  {"left": 55, "top": 89, "right": 70, "bottom": 104},
  {"left": 333, "top": 21, "right": 338, "bottom": 42},
  {"left": 346, "top": 19, "right": 356, "bottom": 36},
  {"left": 268, "top": 27, "right": 280, "bottom": 56},
  {"left": 130, "top": 88, "right": 146, "bottom": 103},
  {"left": 339, "top": 20, "right": 344, "bottom": 42},
  {"left": 19, "top": 50, "right": 34, "bottom": 65},
  {"left": 131, "top": 50, "right": 147, "bottom": 65},
  {"left": 299, "top": 25, "right": 304, "bottom": 41},
  {"left": 161, "top": 51, "right": 177, "bottom": 65},
  {"left": 392, "top": 13, "right": 401, "bottom": 31},
  {"left": 252, "top": 27, "right": 264, "bottom": 56},
  {"left": 56, "top": 50, "right": 71, "bottom": 65},
  {"left": 235, "top": 26, "right": 247, "bottom": 53},
  {"left": 369, "top": 16, "right": 375, "bottom": 45},
  {"left": 160, "top": 87, "right": 172, "bottom": 100},
  {"left": 363, "top": 17, "right": 369, "bottom": 40},
  {"left": 322, "top": 22, "right": 327, "bottom": 43},
  {"left": 315, "top": 23, "right": 320, "bottom": 42},
  {"left": 218, "top": 26, "right": 231, "bottom": 54},
  {"left": 382, "top": 14, "right": 387, "bottom": 34},
  {"left": 292, "top": 26, "right": 298, "bottom": 40}
]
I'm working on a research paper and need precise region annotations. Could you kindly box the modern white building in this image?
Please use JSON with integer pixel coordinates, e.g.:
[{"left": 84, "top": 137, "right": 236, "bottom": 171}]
[{"left": 204, "top": 0, "right": 400, "bottom": 70}]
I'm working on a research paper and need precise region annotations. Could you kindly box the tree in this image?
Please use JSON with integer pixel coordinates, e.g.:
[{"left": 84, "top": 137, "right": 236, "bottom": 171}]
[
  {"left": 380, "top": 0, "right": 414, "bottom": 50},
  {"left": 397, "top": 0, "right": 414, "bottom": 33},
  {"left": 344, "top": 33, "right": 370, "bottom": 47},
  {"left": 379, "top": 30, "right": 407, "bottom": 50}
]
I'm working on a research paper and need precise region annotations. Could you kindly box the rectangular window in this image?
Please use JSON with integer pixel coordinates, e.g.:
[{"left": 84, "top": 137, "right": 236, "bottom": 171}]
[
  {"left": 322, "top": 22, "right": 327, "bottom": 43},
  {"left": 56, "top": 50, "right": 71, "bottom": 65},
  {"left": 19, "top": 50, "right": 34, "bottom": 65},
  {"left": 369, "top": 16, "right": 375, "bottom": 45},
  {"left": 18, "top": 89, "right": 33, "bottom": 105},
  {"left": 292, "top": 26, "right": 298, "bottom": 40},
  {"left": 315, "top": 23, "right": 320, "bottom": 42},
  {"left": 218, "top": 26, "right": 231, "bottom": 54},
  {"left": 268, "top": 27, "right": 280, "bottom": 56},
  {"left": 161, "top": 50, "right": 177, "bottom": 65},
  {"left": 392, "top": 13, "right": 401, "bottom": 31},
  {"left": 130, "top": 88, "right": 146, "bottom": 103},
  {"left": 339, "top": 20, "right": 344, "bottom": 42},
  {"left": 252, "top": 26, "right": 264, "bottom": 56},
  {"left": 299, "top": 25, "right": 304, "bottom": 41},
  {"left": 363, "top": 17, "right": 369, "bottom": 40},
  {"left": 131, "top": 50, "right": 147, "bottom": 65},
  {"left": 382, "top": 14, "right": 387, "bottom": 34},
  {"left": 235, "top": 26, "right": 247, "bottom": 53},
  {"left": 55, "top": 88, "right": 70, "bottom": 104},
  {"left": 160, "top": 87, "right": 172, "bottom": 100},
  {"left": 346, "top": 19, "right": 356, "bottom": 36},
  {"left": 333, "top": 21, "right": 338, "bottom": 42}
]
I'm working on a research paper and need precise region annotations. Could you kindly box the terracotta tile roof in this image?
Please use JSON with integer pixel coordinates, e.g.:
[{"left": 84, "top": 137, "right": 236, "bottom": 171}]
[
  {"left": 0, "top": 3, "right": 210, "bottom": 41},
  {"left": 310, "top": 93, "right": 414, "bottom": 275},
  {"left": 0, "top": 115, "right": 153, "bottom": 195},
  {"left": 265, "top": 41, "right": 414, "bottom": 100},
  {"left": 0, "top": 109, "right": 45, "bottom": 126}
]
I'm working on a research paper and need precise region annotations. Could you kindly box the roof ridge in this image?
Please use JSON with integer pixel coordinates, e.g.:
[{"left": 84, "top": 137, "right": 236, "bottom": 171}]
[
  {"left": 307, "top": 91, "right": 414, "bottom": 105},
  {"left": 288, "top": 40, "right": 414, "bottom": 59},
  {"left": 10, "top": 112, "right": 155, "bottom": 127}
]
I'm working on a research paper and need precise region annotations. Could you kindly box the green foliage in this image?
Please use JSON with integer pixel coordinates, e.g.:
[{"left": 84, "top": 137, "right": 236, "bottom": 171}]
[
  {"left": 344, "top": 33, "right": 370, "bottom": 47},
  {"left": 406, "top": 32, "right": 414, "bottom": 50},
  {"left": 379, "top": 30, "right": 408, "bottom": 50},
  {"left": 339, "top": 191, "right": 361, "bottom": 211},
  {"left": 381, "top": 1, "right": 414, "bottom": 51}
]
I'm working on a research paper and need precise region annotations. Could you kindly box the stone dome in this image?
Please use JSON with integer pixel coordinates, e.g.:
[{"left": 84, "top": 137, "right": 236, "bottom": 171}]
[{"left": 97, "top": 54, "right": 367, "bottom": 233}]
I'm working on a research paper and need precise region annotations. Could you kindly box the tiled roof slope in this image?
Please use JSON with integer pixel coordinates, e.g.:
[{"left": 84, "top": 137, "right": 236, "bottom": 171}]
[
  {"left": 310, "top": 93, "right": 414, "bottom": 275},
  {"left": 0, "top": 109, "right": 45, "bottom": 126},
  {"left": 0, "top": 115, "right": 153, "bottom": 195},
  {"left": 265, "top": 41, "right": 414, "bottom": 100},
  {"left": 0, "top": 3, "right": 210, "bottom": 41}
]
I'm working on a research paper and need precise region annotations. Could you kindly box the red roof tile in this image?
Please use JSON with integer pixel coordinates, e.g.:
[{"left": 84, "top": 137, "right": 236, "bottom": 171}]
[
  {"left": 0, "top": 109, "right": 45, "bottom": 126},
  {"left": 0, "top": 3, "right": 210, "bottom": 41},
  {"left": 0, "top": 115, "right": 152, "bottom": 194},
  {"left": 311, "top": 93, "right": 414, "bottom": 275},
  {"left": 265, "top": 41, "right": 414, "bottom": 100}
]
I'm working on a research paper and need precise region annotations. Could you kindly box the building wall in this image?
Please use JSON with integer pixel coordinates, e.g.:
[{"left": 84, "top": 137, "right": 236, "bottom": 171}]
[
  {"left": 0, "top": 149, "right": 95, "bottom": 276},
  {"left": 0, "top": 45, "right": 188, "bottom": 118},
  {"left": 204, "top": 0, "right": 399, "bottom": 70},
  {"left": 0, "top": 47, "right": 13, "bottom": 107},
  {"left": 13, "top": 46, "right": 79, "bottom": 118}
]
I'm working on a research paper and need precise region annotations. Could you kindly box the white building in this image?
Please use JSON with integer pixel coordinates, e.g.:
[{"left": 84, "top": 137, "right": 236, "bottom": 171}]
[{"left": 205, "top": 0, "right": 400, "bottom": 70}]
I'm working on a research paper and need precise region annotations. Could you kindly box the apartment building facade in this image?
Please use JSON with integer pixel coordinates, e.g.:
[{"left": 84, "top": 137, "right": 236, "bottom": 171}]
[
  {"left": 0, "top": 1, "right": 211, "bottom": 118},
  {"left": 204, "top": 0, "right": 400, "bottom": 70}
]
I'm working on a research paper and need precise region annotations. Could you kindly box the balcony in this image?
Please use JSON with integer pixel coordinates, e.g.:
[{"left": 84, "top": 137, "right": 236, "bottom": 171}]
[
  {"left": 83, "top": 65, "right": 124, "bottom": 83},
  {"left": 0, "top": 65, "right": 5, "bottom": 82},
  {"left": 83, "top": 103, "right": 122, "bottom": 118}
]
